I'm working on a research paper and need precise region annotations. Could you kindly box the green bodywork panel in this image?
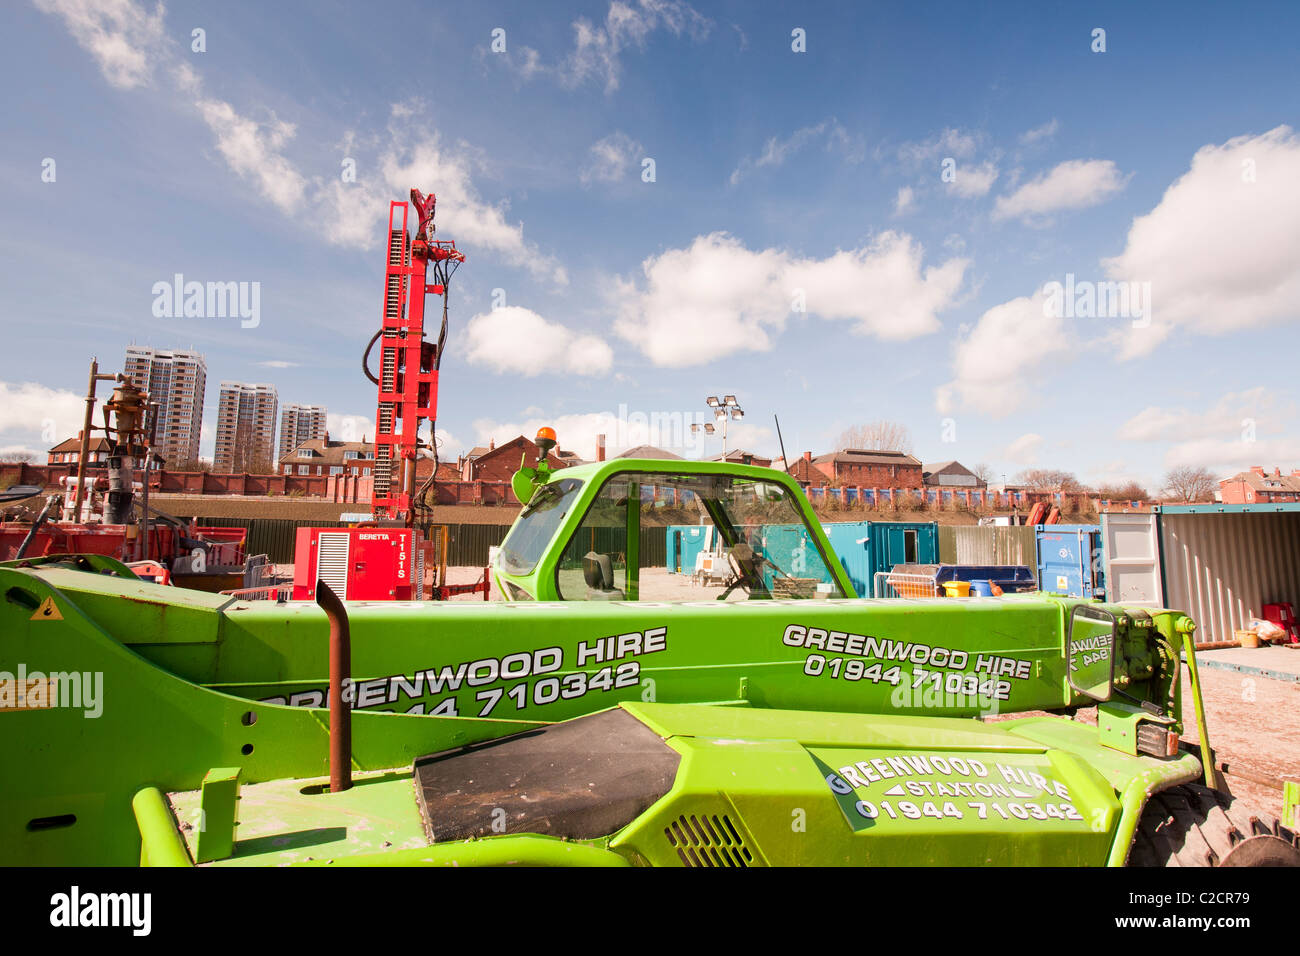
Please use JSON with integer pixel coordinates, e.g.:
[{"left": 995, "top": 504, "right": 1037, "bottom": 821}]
[
  {"left": 146, "top": 702, "right": 1201, "bottom": 868},
  {"left": 194, "top": 767, "right": 241, "bottom": 864}
]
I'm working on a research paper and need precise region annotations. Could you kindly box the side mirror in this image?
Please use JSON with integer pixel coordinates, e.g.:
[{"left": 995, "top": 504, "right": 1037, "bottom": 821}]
[
  {"left": 1067, "top": 605, "right": 1116, "bottom": 701},
  {"left": 512, "top": 465, "right": 537, "bottom": 506}
]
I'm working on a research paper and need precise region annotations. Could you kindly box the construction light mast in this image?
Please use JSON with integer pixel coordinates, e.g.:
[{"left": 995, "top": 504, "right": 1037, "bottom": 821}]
[{"left": 366, "top": 189, "right": 465, "bottom": 527}]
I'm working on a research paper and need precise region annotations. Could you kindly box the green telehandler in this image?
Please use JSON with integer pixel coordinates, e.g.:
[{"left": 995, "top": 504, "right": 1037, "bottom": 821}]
[{"left": 1, "top": 454, "right": 1295, "bottom": 867}]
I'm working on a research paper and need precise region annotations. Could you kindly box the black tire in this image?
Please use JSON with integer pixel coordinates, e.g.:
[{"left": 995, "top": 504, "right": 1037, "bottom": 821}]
[{"left": 1129, "top": 782, "right": 1300, "bottom": 866}]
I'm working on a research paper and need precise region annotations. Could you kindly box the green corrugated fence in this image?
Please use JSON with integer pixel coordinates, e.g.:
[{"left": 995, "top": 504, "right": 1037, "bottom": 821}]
[{"left": 196, "top": 517, "right": 668, "bottom": 568}]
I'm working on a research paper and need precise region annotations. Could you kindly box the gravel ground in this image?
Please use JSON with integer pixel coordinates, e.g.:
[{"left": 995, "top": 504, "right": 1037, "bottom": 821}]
[{"left": 1177, "top": 663, "right": 1298, "bottom": 819}]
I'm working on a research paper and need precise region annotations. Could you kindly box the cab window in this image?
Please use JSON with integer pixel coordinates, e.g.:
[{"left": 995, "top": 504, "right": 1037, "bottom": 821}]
[{"left": 555, "top": 471, "right": 846, "bottom": 601}]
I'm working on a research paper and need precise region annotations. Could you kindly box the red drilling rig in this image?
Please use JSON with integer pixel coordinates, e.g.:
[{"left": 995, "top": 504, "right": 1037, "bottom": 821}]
[
  {"left": 366, "top": 189, "right": 464, "bottom": 524},
  {"left": 291, "top": 189, "right": 489, "bottom": 601}
]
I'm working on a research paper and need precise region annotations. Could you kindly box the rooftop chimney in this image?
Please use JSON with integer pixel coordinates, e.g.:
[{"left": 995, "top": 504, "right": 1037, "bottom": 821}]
[
  {"left": 597, "top": 433, "right": 606, "bottom": 462},
  {"left": 489, "top": 438, "right": 495, "bottom": 452},
  {"left": 803, "top": 451, "right": 812, "bottom": 462},
  {"left": 323, "top": 430, "right": 330, "bottom": 444},
  {"left": 1251, "top": 466, "right": 1266, "bottom": 477}
]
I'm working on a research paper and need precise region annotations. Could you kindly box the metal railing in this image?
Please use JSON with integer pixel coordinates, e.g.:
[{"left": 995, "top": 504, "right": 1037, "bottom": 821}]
[{"left": 873, "top": 570, "right": 942, "bottom": 599}]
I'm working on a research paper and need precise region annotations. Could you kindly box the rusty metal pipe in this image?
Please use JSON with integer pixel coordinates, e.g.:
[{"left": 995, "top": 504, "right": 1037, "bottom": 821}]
[
  {"left": 315, "top": 580, "right": 352, "bottom": 792},
  {"left": 15, "top": 496, "right": 57, "bottom": 559}
]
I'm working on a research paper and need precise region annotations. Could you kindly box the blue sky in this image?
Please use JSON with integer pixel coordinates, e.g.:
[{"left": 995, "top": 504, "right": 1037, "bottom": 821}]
[{"left": 2, "top": 0, "right": 1299, "bottom": 491}]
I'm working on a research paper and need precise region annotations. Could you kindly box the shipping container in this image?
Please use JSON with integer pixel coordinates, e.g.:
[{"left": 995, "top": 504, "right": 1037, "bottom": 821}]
[
  {"left": 939, "top": 524, "right": 1038, "bottom": 570},
  {"left": 665, "top": 524, "right": 712, "bottom": 574},
  {"left": 1101, "top": 504, "right": 1300, "bottom": 645},
  {"left": 1036, "top": 524, "right": 1104, "bottom": 599},
  {"left": 823, "top": 520, "right": 939, "bottom": 597}
]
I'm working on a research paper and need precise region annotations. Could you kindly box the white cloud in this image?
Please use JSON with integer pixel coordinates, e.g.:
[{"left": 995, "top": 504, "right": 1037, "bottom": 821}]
[
  {"left": 1003, "top": 433, "right": 1043, "bottom": 466},
  {"left": 614, "top": 231, "right": 967, "bottom": 366},
  {"left": 257, "top": 360, "right": 299, "bottom": 369},
  {"left": 473, "top": 411, "right": 628, "bottom": 462},
  {"left": 581, "top": 131, "right": 644, "bottom": 185},
  {"left": 41, "top": 3, "right": 563, "bottom": 284},
  {"left": 1018, "top": 119, "right": 1059, "bottom": 145},
  {"left": 1118, "top": 387, "right": 1284, "bottom": 443},
  {"left": 505, "top": 0, "right": 711, "bottom": 93},
  {"left": 730, "top": 119, "right": 862, "bottom": 185},
  {"left": 319, "top": 108, "right": 568, "bottom": 284},
  {"left": 898, "top": 127, "right": 978, "bottom": 164},
  {"left": 947, "top": 160, "right": 999, "bottom": 198},
  {"left": 326, "top": 413, "right": 373, "bottom": 444},
  {"left": 190, "top": 96, "right": 307, "bottom": 211},
  {"left": 1162, "top": 437, "right": 1300, "bottom": 476},
  {"left": 471, "top": 408, "right": 773, "bottom": 462},
  {"left": 1117, "top": 387, "right": 1300, "bottom": 476},
  {"left": 993, "top": 159, "right": 1128, "bottom": 222},
  {"left": 0, "top": 381, "right": 86, "bottom": 446},
  {"left": 34, "top": 0, "right": 166, "bottom": 89},
  {"left": 1102, "top": 125, "right": 1300, "bottom": 358},
  {"left": 935, "top": 290, "right": 1069, "bottom": 418},
  {"left": 464, "top": 307, "right": 613, "bottom": 377},
  {"left": 0, "top": 445, "right": 44, "bottom": 463},
  {"left": 894, "top": 186, "right": 915, "bottom": 215}
]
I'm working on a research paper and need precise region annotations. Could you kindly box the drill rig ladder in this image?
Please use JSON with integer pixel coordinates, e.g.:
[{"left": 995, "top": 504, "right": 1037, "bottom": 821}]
[{"left": 368, "top": 189, "right": 465, "bottom": 526}]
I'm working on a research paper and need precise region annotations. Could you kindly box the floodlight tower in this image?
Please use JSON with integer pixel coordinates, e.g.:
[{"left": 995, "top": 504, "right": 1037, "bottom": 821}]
[{"left": 692, "top": 394, "right": 744, "bottom": 459}]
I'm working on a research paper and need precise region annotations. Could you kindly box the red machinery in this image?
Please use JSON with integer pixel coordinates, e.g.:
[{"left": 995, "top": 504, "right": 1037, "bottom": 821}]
[
  {"left": 291, "top": 527, "right": 418, "bottom": 601},
  {"left": 291, "top": 189, "right": 488, "bottom": 602},
  {"left": 367, "top": 189, "right": 465, "bottom": 522}
]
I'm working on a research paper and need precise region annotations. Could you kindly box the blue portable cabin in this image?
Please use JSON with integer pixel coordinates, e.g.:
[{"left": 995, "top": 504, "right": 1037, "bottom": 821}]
[
  {"left": 820, "top": 520, "right": 940, "bottom": 597},
  {"left": 1036, "top": 523, "right": 1104, "bottom": 599},
  {"left": 671, "top": 519, "right": 939, "bottom": 596},
  {"left": 665, "top": 524, "right": 712, "bottom": 574}
]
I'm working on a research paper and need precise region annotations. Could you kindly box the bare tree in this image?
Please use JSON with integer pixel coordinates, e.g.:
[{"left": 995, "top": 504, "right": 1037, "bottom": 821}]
[
  {"left": 1161, "top": 466, "right": 1218, "bottom": 502},
  {"left": 0, "top": 451, "right": 35, "bottom": 463},
  {"left": 170, "top": 457, "right": 213, "bottom": 473},
  {"left": 1016, "top": 468, "right": 1086, "bottom": 492},
  {"left": 970, "top": 462, "right": 993, "bottom": 484},
  {"left": 837, "top": 421, "right": 913, "bottom": 454},
  {"left": 1094, "top": 480, "right": 1150, "bottom": 500}
]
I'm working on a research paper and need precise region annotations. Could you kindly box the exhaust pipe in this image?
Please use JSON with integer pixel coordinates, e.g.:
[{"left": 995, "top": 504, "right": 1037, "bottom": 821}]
[{"left": 314, "top": 580, "right": 352, "bottom": 792}]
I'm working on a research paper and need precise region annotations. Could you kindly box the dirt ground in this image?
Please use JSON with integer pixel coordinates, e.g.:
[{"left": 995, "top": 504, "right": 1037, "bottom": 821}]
[{"left": 1175, "top": 664, "right": 1298, "bottom": 819}]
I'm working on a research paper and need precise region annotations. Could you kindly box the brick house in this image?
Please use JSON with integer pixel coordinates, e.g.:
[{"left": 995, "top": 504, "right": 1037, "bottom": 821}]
[
  {"left": 922, "top": 460, "right": 987, "bottom": 488},
  {"left": 712, "top": 449, "right": 773, "bottom": 468},
  {"left": 279, "top": 434, "right": 375, "bottom": 477},
  {"left": 48, "top": 434, "right": 111, "bottom": 467},
  {"left": 786, "top": 452, "right": 831, "bottom": 490},
  {"left": 811, "top": 449, "right": 923, "bottom": 488},
  {"left": 1219, "top": 466, "right": 1300, "bottom": 504},
  {"left": 460, "top": 435, "right": 572, "bottom": 482},
  {"left": 615, "top": 445, "right": 683, "bottom": 461}
]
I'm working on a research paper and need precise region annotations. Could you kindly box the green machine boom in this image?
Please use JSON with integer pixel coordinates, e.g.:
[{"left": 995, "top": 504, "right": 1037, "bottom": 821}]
[{"left": 1, "top": 456, "right": 1296, "bottom": 867}]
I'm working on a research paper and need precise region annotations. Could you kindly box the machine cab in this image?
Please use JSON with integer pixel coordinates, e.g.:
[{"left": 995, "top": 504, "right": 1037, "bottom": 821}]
[{"left": 493, "top": 453, "right": 854, "bottom": 602}]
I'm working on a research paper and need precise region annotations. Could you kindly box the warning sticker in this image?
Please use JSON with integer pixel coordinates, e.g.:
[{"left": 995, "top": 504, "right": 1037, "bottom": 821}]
[{"left": 30, "top": 597, "right": 62, "bottom": 621}]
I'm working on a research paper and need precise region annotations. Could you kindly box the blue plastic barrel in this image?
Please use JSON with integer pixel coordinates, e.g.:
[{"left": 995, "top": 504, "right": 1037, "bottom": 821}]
[{"left": 969, "top": 579, "right": 994, "bottom": 597}]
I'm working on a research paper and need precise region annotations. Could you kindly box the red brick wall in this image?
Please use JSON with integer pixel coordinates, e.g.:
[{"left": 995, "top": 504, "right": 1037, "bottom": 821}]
[{"left": 817, "top": 461, "right": 923, "bottom": 488}]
